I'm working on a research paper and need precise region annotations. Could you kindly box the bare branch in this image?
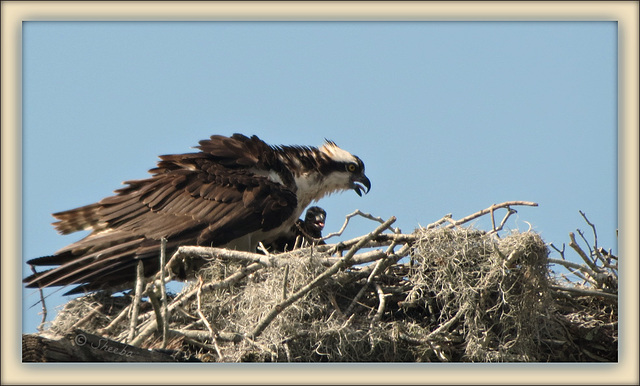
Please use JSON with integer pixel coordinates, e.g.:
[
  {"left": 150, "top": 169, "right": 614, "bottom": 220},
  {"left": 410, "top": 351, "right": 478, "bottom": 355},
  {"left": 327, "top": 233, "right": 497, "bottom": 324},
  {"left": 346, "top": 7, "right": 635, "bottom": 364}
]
[
  {"left": 424, "top": 214, "right": 453, "bottom": 229},
  {"left": 145, "top": 289, "right": 164, "bottom": 343},
  {"left": 282, "top": 264, "right": 290, "bottom": 301},
  {"left": 547, "top": 258, "right": 597, "bottom": 277},
  {"left": 576, "top": 229, "right": 595, "bottom": 266},
  {"left": 426, "top": 307, "right": 465, "bottom": 340},
  {"left": 490, "top": 205, "right": 497, "bottom": 232},
  {"left": 548, "top": 258, "right": 598, "bottom": 286},
  {"left": 345, "top": 258, "right": 385, "bottom": 316},
  {"left": 256, "top": 241, "right": 270, "bottom": 256},
  {"left": 371, "top": 283, "right": 387, "bottom": 324},
  {"left": 549, "top": 285, "right": 617, "bottom": 300},
  {"left": 160, "top": 238, "right": 169, "bottom": 349},
  {"left": 322, "top": 210, "right": 401, "bottom": 242},
  {"left": 98, "top": 304, "right": 132, "bottom": 335},
  {"left": 69, "top": 304, "right": 104, "bottom": 331},
  {"left": 196, "top": 278, "right": 224, "bottom": 360},
  {"left": 549, "top": 242, "right": 566, "bottom": 260},
  {"left": 443, "top": 201, "right": 538, "bottom": 230},
  {"left": 30, "top": 266, "right": 47, "bottom": 332},
  {"left": 488, "top": 208, "right": 517, "bottom": 235},
  {"left": 569, "top": 232, "right": 602, "bottom": 274},
  {"left": 172, "top": 245, "right": 279, "bottom": 268},
  {"left": 579, "top": 210, "right": 599, "bottom": 251},
  {"left": 127, "top": 260, "right": 145, "bottom": 344}
]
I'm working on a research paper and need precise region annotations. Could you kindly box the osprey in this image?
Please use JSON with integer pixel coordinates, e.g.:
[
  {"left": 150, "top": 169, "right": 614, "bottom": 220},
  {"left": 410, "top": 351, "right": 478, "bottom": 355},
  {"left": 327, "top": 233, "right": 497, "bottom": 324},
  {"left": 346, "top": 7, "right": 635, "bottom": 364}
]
[
  {"left": 24, "top": 134, "right": 370, "bottom": 295},
  {"left": 266, "top": 206, "right": 327, "bottom": 252}
]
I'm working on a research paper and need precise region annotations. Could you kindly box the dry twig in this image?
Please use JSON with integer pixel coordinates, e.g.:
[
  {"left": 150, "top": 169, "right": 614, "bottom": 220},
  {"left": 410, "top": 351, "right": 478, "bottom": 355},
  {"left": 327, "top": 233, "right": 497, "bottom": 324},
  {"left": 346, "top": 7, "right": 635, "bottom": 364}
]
[
  {"left": 196, "top": 277, "right": 224, "bottom": 360},
  {"left": 322, "top": 210, "right": 401, "bottom": 241},
  {"left": 30, "top": 266, "right": 48, "bottom": 332},
  {"left": 127, "top": 260, "right": 145, "bottom": 344},
  {"left": 160, "top": 238, "right": 169, "bottom": 349},
  {"left": 442, "top": 201, "right": 538, "bottom": 230}
]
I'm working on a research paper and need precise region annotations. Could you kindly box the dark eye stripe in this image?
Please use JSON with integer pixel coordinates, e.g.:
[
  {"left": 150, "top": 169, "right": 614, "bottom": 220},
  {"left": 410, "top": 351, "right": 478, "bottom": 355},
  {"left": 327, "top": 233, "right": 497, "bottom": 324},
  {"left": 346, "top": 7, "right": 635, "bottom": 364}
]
[{"left": 320, "top": 160, "right": 364, "bottom": 175}]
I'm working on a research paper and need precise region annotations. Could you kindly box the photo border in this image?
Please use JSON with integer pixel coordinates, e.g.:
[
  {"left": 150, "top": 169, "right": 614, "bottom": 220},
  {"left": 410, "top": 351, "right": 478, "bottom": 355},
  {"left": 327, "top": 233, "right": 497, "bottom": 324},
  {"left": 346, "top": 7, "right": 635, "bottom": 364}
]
[{"left": 2, "top": 1, "right": 637, "bottom": 384}]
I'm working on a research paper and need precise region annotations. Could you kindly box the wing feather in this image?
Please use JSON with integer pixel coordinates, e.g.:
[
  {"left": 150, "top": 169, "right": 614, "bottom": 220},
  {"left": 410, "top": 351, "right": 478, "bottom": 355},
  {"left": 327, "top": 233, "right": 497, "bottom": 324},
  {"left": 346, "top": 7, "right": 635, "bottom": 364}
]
[
  {"left": 26, "top": 134, "right": 298, "bottom": 292},
  {"left": 52, "top": 203, "right": 104, "bottom": 235}
]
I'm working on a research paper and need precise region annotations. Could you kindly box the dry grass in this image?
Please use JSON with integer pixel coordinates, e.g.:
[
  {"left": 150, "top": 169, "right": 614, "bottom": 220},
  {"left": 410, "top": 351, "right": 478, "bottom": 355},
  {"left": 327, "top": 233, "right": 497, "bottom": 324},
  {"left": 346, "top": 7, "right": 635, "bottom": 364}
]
[{"left": 41, "top": 213, "right": 617, "bottom": 362}]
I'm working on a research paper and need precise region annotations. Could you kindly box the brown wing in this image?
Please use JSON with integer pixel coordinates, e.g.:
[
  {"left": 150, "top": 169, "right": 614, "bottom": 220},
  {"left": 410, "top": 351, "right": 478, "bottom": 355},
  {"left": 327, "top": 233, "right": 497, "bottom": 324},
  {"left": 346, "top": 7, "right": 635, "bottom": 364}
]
[
  {"left": 50, "top": 134, "right": 274, "bottom": 235},
  {"left": 25, "top": 135, "right": 297, "bottom": 294}
]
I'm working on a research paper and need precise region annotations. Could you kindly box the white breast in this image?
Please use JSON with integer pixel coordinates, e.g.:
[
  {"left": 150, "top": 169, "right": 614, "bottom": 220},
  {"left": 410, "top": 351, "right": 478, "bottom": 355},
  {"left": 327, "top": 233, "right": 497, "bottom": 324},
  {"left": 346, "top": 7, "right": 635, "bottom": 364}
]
[{"left": 294, "top": 171, "right": 350, "bottom": 210}]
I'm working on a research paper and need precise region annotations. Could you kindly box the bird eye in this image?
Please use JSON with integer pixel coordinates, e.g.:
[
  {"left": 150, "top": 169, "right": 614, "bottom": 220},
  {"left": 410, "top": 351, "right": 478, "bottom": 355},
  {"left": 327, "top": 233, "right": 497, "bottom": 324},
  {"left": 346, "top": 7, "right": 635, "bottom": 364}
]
[{"left": 346, "top": 163, "right": 357, "bottom": 172}]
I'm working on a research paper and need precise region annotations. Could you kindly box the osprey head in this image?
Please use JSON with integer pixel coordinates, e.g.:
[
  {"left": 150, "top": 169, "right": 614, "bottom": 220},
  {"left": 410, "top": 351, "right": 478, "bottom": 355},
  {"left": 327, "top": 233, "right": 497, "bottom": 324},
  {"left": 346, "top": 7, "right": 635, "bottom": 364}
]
[
  {"left": 318, "top": 140, "right": 371, "bottom": 197},
  {"left": 304, "top": 206, "right": 327, "bottom": 233}
]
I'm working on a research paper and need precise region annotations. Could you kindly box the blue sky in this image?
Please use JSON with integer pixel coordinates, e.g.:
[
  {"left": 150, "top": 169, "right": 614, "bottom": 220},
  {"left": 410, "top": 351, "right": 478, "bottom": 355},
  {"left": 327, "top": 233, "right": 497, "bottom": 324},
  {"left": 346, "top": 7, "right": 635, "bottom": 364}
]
[{"left": 22, "top": 21, "right": 617, "bottom": 333}]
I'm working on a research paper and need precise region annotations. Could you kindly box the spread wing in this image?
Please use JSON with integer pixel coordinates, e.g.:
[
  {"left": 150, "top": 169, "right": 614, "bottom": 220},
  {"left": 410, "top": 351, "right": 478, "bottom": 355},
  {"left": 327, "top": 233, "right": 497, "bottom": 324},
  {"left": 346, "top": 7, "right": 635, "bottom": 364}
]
[{"left": 24, "top": 134, "right": 297, "bottom": 294}]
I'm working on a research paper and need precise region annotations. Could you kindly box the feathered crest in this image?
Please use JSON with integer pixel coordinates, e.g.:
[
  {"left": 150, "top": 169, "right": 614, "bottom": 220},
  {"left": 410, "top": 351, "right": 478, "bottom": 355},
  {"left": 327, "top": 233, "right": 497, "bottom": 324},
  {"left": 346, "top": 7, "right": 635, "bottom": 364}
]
[{"left": 319, "top": 139, "right": 356, "bottom": 164}]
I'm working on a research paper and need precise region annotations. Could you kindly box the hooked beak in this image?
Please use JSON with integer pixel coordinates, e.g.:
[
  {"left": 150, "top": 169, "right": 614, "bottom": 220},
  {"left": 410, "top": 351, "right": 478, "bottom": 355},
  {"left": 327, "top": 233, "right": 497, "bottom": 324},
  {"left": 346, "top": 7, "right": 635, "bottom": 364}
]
[{"left": 351, "top": 174, "right": 371, "bottom": 197}]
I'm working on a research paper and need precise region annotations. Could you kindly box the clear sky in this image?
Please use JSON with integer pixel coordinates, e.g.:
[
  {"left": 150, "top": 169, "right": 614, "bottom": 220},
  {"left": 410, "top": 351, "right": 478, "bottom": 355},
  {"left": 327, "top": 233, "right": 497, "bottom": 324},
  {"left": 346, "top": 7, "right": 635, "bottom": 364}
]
[{"left": 22, "top": 21, "right": 617, "bottom": 333}]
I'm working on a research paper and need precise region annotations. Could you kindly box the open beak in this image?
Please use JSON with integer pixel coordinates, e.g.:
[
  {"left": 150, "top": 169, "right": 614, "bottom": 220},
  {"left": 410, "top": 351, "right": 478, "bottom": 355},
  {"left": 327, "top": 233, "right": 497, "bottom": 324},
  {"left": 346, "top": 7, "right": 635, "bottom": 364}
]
[
  {"left": 314, "top": 215, "right": 326, "bottom": 231},
  {"left": 352, "top": 174, "right": 371, "bottom": 197}
]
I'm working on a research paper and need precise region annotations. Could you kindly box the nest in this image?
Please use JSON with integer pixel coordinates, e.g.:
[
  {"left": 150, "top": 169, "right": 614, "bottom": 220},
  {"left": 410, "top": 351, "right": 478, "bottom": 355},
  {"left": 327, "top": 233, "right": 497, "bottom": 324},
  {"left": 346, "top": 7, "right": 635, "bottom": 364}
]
[{"left": 39, "top": 206, "right": 617, "bottom": 362}]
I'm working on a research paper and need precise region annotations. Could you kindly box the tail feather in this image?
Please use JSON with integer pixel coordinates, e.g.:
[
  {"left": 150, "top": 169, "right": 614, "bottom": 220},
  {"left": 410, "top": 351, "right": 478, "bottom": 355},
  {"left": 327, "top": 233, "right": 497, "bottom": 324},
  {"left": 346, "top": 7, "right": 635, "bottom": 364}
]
[
  {"left": 25, "top": 254, "right": 73, "bottom": 267},
  {"left": 24, "top": 232, "right": 199, "bottom": 294},
  {"left": 24, "top": 235, "right": 145, "bottom": 289},
  {"left": 58, "top": 255, "right": 164, "bottom": 295}
]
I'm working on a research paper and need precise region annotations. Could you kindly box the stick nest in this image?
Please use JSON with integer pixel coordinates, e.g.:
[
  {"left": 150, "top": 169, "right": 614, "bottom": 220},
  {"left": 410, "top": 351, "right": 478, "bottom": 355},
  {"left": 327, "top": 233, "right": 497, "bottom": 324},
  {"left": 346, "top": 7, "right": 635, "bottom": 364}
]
[{"left": 40, "top": 205, "right": 618, "bottom": 362}]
